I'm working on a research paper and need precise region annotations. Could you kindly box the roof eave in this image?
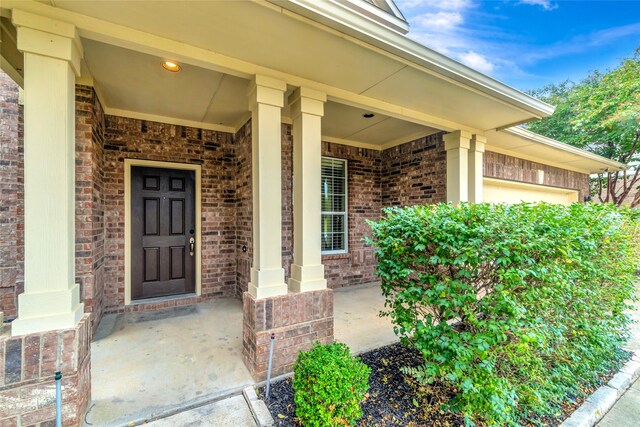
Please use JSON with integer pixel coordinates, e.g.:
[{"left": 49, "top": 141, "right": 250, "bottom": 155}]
[
  {"left": 273, "top": 0, "right": 555, "bottom": 119},
  {"left": 504, "top": 127, "right": 628, "bottom": 172}
]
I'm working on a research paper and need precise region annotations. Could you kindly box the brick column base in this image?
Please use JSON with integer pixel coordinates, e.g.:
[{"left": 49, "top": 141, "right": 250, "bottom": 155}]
[
  {"left": 242, "top": 289, "right": 334, "bottom": 380},
  {"left": 1, "top": 314, "right": 91, "bottom": 426}
]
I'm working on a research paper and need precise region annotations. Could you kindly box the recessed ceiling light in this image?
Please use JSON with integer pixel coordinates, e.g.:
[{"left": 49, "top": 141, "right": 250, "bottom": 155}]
[
  {"left": 161, "top": 61, "right": 181, "bottom": 72},
  {"left": 363, "top": 113, "right": 375, "bottom": 118}
]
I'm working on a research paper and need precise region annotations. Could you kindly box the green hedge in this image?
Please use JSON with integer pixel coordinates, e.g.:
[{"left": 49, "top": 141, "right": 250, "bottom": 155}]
[
  {"left": 367, "top": 202, "right": 640, "bottom": 426},
  {"left": 293, "top": 341, "right": 370, "bottom": 427}
]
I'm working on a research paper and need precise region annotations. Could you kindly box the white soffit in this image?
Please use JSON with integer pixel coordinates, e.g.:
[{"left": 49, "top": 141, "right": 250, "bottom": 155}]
[
  {"left": 486, "top": 128, "right": 627, "bottom": 174},
  {"left": 82, "top": 39, "right": 250, "bottom": 131},
  {"left": 12, "top": 0, "right": 551, "bottom": 132},
  {"left": 81, "top": 38, "right": 434, "bottom": 148},
  {"left": 322, "top": 101, "right": 438, "bottom": 148}
]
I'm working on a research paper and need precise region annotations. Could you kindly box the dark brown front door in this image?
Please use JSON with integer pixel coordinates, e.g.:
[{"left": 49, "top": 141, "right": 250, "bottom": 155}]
[{"left": 131, "top": 166, "right": 196, "bottom": 300}]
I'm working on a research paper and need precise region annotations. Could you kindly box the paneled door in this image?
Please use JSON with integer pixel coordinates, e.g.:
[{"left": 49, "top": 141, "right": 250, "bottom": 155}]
[{"left": 131, "top": 166, "right": 196, "bottom": 300}]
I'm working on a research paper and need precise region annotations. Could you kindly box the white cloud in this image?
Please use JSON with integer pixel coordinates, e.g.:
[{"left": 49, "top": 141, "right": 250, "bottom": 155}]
[
  {"left": 415, "top": 11, "right": 463, "bottom": 30},
  {"left": 431, "top": 0, "right": 473, "bottom": 11},
  {"left": 519, "top": 0, "right": 558, "bottom": 11},
  {"left": 458, "top": 51, "right": 496, "bottom": 73},
  {"left": 396, "top": 0, "right": 472, "bottom": 11}
]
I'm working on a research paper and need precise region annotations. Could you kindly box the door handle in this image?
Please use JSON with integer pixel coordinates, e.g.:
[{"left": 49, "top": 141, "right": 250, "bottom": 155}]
[{"left": 189, "top": 237, "right": 195, "bottom": 256}]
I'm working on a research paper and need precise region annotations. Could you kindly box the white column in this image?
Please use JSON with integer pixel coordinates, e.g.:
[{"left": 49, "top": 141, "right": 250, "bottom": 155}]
[
  {"left": 247, "top": 76, "right": 288, "bottom": 299},
  {"left": 468, "top": 134, "right": 486, "bottom": 203},
  {"left": 444, "top": 130, "right": 471, "bottom": 204},
  {"left": 288, "top": 88, "right": 327, "bottom": 293},
  {"left": 11, "top": 11, "right": 84, "bottom": 336}
]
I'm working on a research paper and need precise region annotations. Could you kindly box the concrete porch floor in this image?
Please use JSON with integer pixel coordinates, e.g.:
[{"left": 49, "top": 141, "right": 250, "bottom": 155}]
[{"left": 85, "top": 282, "right": 396, "bottom": 426}]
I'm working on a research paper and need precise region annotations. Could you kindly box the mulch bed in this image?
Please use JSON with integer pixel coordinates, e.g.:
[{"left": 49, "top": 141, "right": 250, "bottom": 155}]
[{"left": 257, "top": 343, "right": 630, "bottom": 427}]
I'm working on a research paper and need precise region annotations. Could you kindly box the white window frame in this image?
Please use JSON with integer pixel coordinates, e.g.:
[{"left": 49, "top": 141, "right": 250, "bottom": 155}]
[{"left": 321, "top": 156, "right": 348, "bottom": 255}]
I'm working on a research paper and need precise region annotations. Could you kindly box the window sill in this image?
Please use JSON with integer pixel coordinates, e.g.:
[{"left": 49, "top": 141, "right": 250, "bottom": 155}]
[{"left": 322, "top": 253, "right": 351, "bottom": 260}]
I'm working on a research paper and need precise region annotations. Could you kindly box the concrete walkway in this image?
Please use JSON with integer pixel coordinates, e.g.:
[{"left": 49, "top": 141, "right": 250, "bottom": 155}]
[
  {"left": 596, "top": 295, "right": 640, "bottom": 426},
  {"left": 85, "top": 299, "right": 254, "bottom": 426},
  {"left": 596, "top": 378, "right": 640, "bottom": 426},
  {"left": 334, "top": 282, "right": 398, "bottom": 353},
  {"left": 145, "top": 395, "right": 257, "bottom": 427},
  {"left": 85, "top": 283, "right": 394, "bottom": 426}
]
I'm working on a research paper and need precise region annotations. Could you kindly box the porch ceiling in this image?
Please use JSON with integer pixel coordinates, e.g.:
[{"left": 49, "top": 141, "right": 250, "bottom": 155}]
[
  {"left": 82, "top": 38, "right": 439, "bottom": 148},
  {"left": 3, "top": 0, "right": 552, "bottom": 134}
]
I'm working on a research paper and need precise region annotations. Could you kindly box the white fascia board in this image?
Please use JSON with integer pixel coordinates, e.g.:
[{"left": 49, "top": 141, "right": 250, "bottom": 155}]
[
  {"left": 503, "top": 127, "right": 628, "bottom": 171},
  {"left": 272, "top": 0, "right": 555, "bottom": 118}
]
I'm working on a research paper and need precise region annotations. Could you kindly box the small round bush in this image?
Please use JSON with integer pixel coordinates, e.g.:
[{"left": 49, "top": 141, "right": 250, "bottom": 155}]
[{"left": 292, "top": 341, "right": 370, "bottom": 427}]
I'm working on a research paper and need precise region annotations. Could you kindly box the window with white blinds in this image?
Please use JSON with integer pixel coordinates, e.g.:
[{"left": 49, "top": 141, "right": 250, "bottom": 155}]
[{"left": 321, "top": 157, "right": 347, "bottom": 254}]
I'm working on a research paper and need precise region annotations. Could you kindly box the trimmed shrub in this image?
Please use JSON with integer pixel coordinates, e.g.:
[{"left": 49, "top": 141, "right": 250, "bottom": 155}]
[
  {"left": 293, "top": 341, "right": 370, "bottom": 427},
  {"left": 367, "top": 202, "right": 640, "bottom": 426}
]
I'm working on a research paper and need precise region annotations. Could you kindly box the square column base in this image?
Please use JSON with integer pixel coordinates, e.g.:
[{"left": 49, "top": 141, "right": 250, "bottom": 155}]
[
  {"left": 0, "top": 314, "right": 91, "bottom": 426},
  {"left": 12, "top": 284, "right": 84, "bottom": 336},
  {"left": 288, "top": 264, "right": 327, "bottom": 292},
  {"left": 248, "top": 267, "right": 288, "bottom": 299},
  {"left": 242, "top": 289, "right": 334, "bottom": 381}
]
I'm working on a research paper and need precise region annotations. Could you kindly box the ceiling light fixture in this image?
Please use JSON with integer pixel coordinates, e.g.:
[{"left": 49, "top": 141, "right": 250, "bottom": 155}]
[
  {"left": 161, "top": 61, "right": 181, "bottom": 72},
  {"left": 363, "top": 113, "right": 375, "bottom": 118}
]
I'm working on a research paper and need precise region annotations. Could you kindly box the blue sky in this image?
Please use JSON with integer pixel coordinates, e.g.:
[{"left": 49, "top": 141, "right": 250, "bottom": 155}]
[{"left": 395, "top": 0, "right": 640, "bottom": 92}]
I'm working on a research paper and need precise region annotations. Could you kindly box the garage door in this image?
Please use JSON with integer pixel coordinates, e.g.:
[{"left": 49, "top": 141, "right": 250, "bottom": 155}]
[{"left": 484, "top": 178, "right": 579, "bottom": 205}]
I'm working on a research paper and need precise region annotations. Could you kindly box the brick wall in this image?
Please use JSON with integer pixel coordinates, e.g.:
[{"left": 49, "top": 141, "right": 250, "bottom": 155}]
[
  {"left": 102, "top": 115, "right": 238, "bottom": 312},
  {"left": 75, "top": 85, "right": 106, "bottom": 333},
  {"left": 242, "top": 289, "right": 333, "bottom": 380},
  {"left": 282, "top": 125, "right": 294, "bottom": 281},
  {"left": 234, "top": 121, "right": 252, "bottom": 296},
  {"left": 271, "top": 130, "right": 447, "bottom": 290},
  {"left": 2, "top": 86, "right": 487, "bottom": 318},
  {"left": 0, "top": 72, "right": 23, "bottom": 320},
  {"left": 0, "top": 314, "right": 91, "bottom": 426},
  {"left": 320, "top": 141, "right": 382, "bottom": 289},
  {"left": 381, "top": 132, "right": 448, "bottom": 206},
  {"left": 484, "top": 151, "right": 590, "bottom": 199}
]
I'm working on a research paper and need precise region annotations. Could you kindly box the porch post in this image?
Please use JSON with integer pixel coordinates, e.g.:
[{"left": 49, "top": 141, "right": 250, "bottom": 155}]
[
  {"left": 444, "top": 130, "right": 471, "bottom": 204},
  {"left": 288, "top": 87, "right": 327, "bottom": 293},
  {"left": 247, "top": 75, "right": 288, "bottom": 299},
  {"left": 468, "top": 134, "right": 486, "bottom": 203},
  {"left": 10, "top": 10, "right": 84, "bottom": 336}
]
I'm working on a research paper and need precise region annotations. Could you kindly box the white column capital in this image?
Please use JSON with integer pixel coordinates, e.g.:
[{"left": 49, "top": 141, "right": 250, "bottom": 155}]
[
  {"left": 288, "top": 87, "right": 327, "bottom": 118},
  {"left": 12, "top": 10, "right": 83, "bottom": 76},
  {"left": 444, "top": 130, "right": 472, "bottom": 151},
  {"left": 248, "top": 75, "right": 286, "bottom": 110},
  {"left": 470, "top": 134, "right": 486, "bottom": 153}
]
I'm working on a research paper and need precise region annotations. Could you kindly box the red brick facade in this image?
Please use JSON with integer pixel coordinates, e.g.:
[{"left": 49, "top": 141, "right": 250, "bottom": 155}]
[
  {"left": 102, "top": 115, "right": 238, "bottom": 312},
  {"left": 0, "top": 315, "right": 91, "bottom": 427},
  {"left": 234, "top": 121, "right": 253, "bottom": 296},
  {"left": 75, "top": 86, "right": 107, "bottom": 333},
  {"left": 0, "top": 72, "right": 23, "bottom": 320},
  {"left": 242, "top": 289, "right": 333, "bottom": 380},
  {"left": 381, "top": 132, "right": 448, "bottom": 206},
  {"left": 484, "top": 150, "right": 590, "bottom": 200},
  {"left": 320, "top": 142, "right": 382, "bottom": 289}
]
